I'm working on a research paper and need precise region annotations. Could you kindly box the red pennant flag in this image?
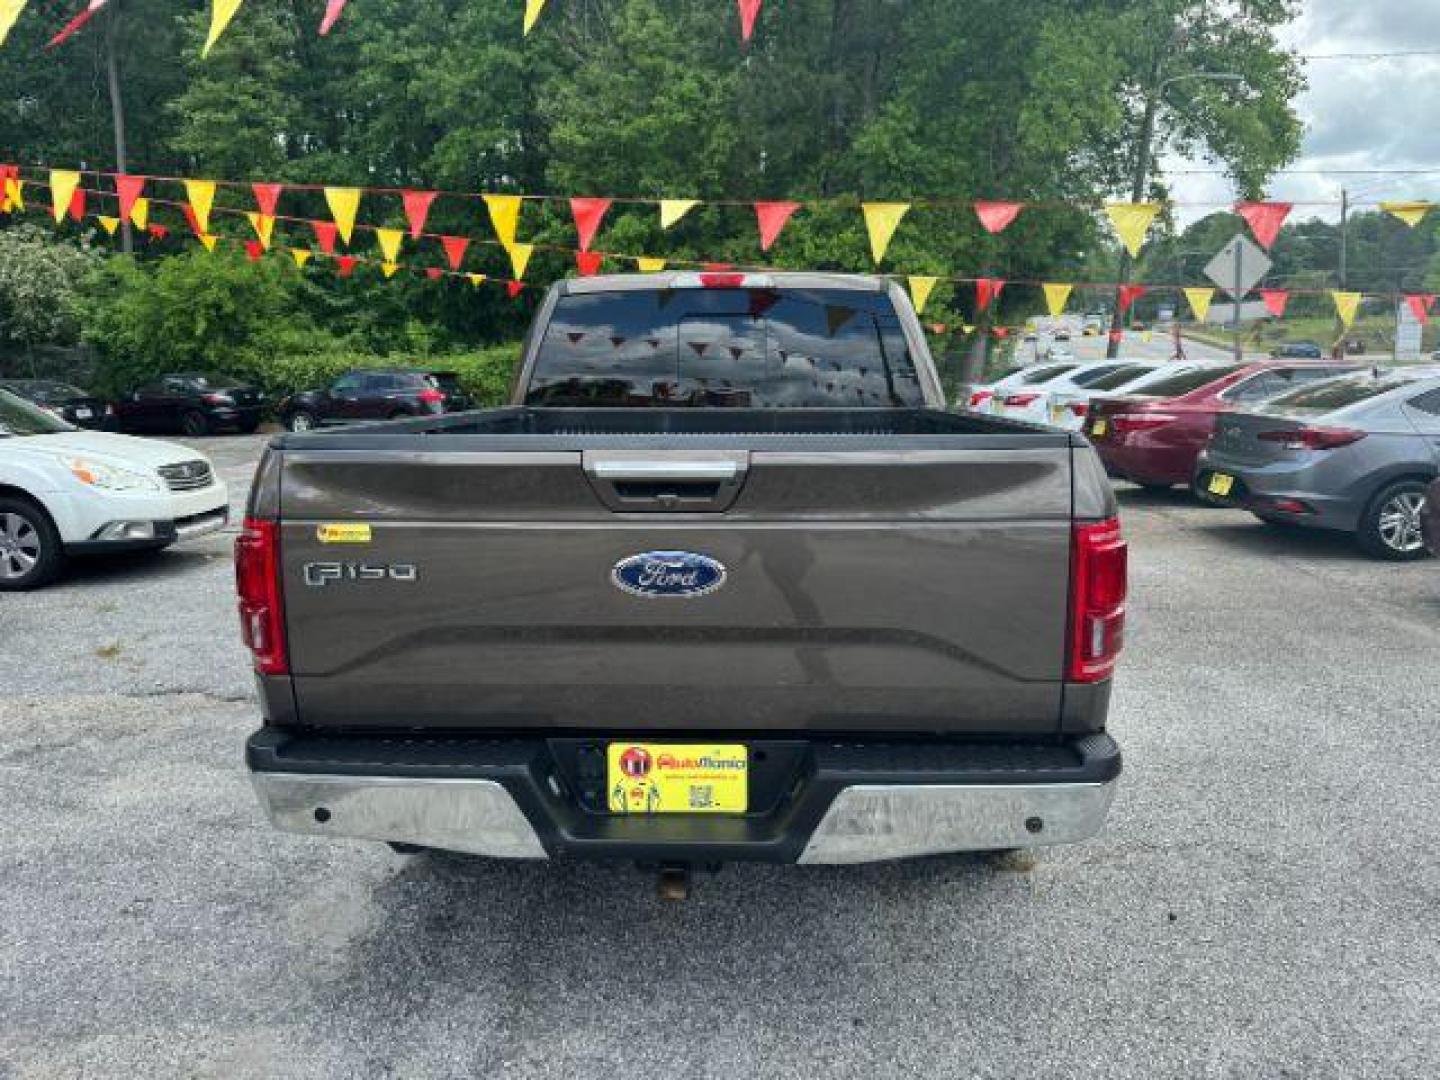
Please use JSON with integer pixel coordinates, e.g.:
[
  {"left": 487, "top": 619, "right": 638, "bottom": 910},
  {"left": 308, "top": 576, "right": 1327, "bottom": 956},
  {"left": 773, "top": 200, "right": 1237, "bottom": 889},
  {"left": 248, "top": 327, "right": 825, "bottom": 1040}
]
[
  {"left": 180, "top": 204, "right": 201, "bottom": 236},
  {"left": 1118, "top": 284, "right": 1147, "bottom": 314},
  {"left": 569, "top": 197, "right": 612, "bottom": 252},
  {"left": 992, "top": 327, "right": 1010, "bottom": 339},
  {"left": 1259, "top": 289, "right": 1289, "bottom": 318},
  {"left": 738, "top": 0, "right": 762, "bottom": 41},
  {"left": 506, "top": 280, "right": 525, "bottom": 299},
  {"left": 440, "top": 235, "right": 469, "bottom": 270},
  {"left": 575, "top": 250, "right": 604, "bottom": 276},
  {"left": 1406, "top": 294, "right": 1437, "bottom": 324},
  {"left": 148, "top": 224, "right": 169, "bottom": 240},
  {"left": 115, "top": 174, "right": 145, "bottom": 221},
  {"left": 754, "top": 201, "right": 800, "bottom": 251},
  {"left": 974, "top": 201, "right": 1023, "bottom": 235},
  {"left": 244, "top": 239, "right": 264, "bottom": 261},
  {"left": 975, "top": 277, "right": 1005, "bottom": 312},
  {"left": 252, "top": 182, "right": 283, "bottom": 218},
  {"left": 1235, "top": 202, "right": 1292, "bottom": 250},
  {"left": 336, "top": 255, "right": 357, "bottom": 278},
  {"left": 425, "top": 267, "right": 444, "bottom": 281},
  {"left": 318, "top": 0, "right": 348, "bottom": 35},
  {"left": 403, "top": 190, "right": 438, "bottom": 239},
  {"left": 67, "top": 187, "right": 86, "bottom": 222},
  {"left": 312, "top": 220, "right": 339, "bottom": 255},
  {"left": 48, "top": 2, "right": 108, "bottom": 49}
]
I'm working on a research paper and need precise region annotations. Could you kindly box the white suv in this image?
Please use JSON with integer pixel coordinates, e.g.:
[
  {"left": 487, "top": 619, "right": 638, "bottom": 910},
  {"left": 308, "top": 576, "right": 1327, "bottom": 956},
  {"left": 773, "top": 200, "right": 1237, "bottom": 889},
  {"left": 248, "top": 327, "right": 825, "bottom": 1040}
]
[{"left": 0, "top": 389, "right": 229, "bottom": 590}]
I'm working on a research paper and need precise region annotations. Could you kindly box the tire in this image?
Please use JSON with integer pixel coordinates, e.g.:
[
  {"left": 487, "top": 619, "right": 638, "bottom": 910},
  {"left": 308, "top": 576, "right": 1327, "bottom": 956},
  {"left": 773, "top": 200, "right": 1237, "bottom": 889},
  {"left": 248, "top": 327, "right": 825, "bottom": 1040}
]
[
  {"left": 286, "top": 410, "right": 317, "bottom": 433},
  {"left": 1356, "top": 479, "right": 1431, "bottom": 561},
  {"left": 180, "top": 410, "right": 210, "bottom": 437},
  {"left": 0, "top": 496, "right": 65, "bottom": 591}
]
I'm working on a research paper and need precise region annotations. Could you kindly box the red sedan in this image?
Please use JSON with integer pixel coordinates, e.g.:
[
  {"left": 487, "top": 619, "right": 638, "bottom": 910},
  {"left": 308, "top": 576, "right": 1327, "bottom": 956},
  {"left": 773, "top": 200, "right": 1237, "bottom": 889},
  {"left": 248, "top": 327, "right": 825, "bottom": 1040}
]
[{"left": 1085, "top": 361, "right": 1362, "bottom": 490}]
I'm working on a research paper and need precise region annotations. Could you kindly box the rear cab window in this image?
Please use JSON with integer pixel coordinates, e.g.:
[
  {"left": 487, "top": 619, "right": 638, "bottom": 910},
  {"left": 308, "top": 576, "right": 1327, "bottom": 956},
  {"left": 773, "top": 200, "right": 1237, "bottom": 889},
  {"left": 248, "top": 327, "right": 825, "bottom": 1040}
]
[{"left": 525, "top": 286, "right": 926, "bottom": 408}]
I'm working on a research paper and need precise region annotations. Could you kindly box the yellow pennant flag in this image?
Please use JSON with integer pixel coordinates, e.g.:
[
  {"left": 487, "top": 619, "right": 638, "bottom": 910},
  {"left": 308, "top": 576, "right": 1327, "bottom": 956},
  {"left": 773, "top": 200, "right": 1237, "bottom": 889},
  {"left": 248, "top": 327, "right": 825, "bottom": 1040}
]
[
  {"left": 324, "top": 186, "right": 361, "bottom": 244},
  {"left": 483, "top": 194, "right": 524, "bottom": 248},
  {"left": 184, "top": 179, "right": 217, "bottom": 234},
  {"left": 0, "top": 1, "right": 29, "bottom": 48},
  {"left": 466, "top": 273, "right": 487, "bottom": 288},
  {"left": 130, "top": 197, "right": 149, "bottom": 231},
  {"left": 1379, "top": 201, "right": 1434, "bottom": 229},
  {"left": 862, "top": 203, "right": 910, "bottom": 264},
  {"left": 203, "top": 0, "right": 244, "bottom": 57},
  {"left": 374, "top": 227, "right": 403, "bottom": 263},
  {"left": 1183, "top": 287, "right": 1215, "bottom": 323},
  {"left": 97, "top": 215, "right": 120, "bottom": 236},
  {"left": 246, "top": 211, "right": 275, "bottom": 250},
  {"left": 522, "top": 0, "right": 547, "bottom": 35},
  {"left": 199, "top": 234, "right": 219, "bottom": 253},
  {"left": 291, "top": 248, "right": 313, "bottom": 268},
  {"left": 48, "top": 170, "right": 80, "bottom": 223},
  {"left": 1042, "top": 283, "right": 1073, "bottom": 318},
  {"left": 508, "top": 242, "right": 534, "bottom": 281},
  {"left": 659, "top": 200, "right": 699, "bottom": 229},
  {"left": 635, "top": 257, "right": 667, "bottom": 273},
  {"left": 381, "top": 261, "right": 399, "bottom": 279},
  {"left": 1332, "top": 291, "right": 1362, "bottom": 330},
  {"left": 907, "top": 276, "right": 939, "bottom": 314},
  {"left": 1105, "top": 202, "right": 1162, "bottom": 257},
  {"left": 4, "top": 177, "right": 24, "bottom": 212}
]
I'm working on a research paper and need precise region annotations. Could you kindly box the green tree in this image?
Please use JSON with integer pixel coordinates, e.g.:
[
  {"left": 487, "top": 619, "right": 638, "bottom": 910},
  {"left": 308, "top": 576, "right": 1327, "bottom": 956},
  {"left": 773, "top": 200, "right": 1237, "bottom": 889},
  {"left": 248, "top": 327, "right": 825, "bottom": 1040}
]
[{"left": 0, "top": 223, "right": 101, "bottom": 352}]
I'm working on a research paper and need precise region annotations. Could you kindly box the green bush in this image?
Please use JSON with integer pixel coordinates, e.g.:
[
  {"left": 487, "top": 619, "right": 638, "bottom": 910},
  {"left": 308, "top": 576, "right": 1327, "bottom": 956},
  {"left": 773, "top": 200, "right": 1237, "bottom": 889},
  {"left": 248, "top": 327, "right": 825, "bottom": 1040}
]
[
  {"left": 0, "top": 224, "right": 102, "bottom": 352},
  {"left": 78, "top": 248, "right": 523, "bottom": 404}
]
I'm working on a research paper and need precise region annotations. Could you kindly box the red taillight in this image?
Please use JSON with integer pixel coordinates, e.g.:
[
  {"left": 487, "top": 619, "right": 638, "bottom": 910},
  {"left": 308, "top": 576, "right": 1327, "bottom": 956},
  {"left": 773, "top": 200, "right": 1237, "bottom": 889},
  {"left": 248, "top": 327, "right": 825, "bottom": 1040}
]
[
  {"left": 235, "top": 517, "right": 287, "bottom": 675},
  {"left": 1068, "top": 401, "right": 1089, "bottom": 417},
  {"left": 1068, "top": 518, "right": 1127, "bottom": 683},
  {"left": 699, "top": 272, "right": 746, "bottom": 288},
  {"left": 969, "top": 390, "right": 994, "bottom": 407},
  {"left": 1112, "top": 412, "right": 1176, "bottom": 434},
  {"left": 417, "top": 387, "right": 445, "bottom": 405},
  {"left": 201, "top": 393, "right": 228, "bottom": 405},
  {"left": 1257, "top": 426, "right": 1365, "bottom": 451},
  {"left": 1003, "top": 393, "right": 1041, "bottom": 408}
]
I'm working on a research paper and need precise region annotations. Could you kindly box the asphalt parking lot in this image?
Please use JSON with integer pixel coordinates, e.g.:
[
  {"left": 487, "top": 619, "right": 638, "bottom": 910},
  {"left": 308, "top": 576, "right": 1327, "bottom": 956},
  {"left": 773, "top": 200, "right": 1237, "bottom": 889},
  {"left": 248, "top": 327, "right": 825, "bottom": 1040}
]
[{"left": 2, "top": 433, "right": 1437, "bottom": 1079}]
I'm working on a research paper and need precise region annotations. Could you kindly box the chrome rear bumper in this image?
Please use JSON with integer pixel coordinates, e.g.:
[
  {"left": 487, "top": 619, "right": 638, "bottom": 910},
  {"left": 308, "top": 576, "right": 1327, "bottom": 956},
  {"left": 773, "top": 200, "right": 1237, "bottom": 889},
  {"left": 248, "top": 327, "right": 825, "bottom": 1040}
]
[
  {"left": 797, "top": 781, "right": 1116, "bottom": 864},
  {"left": 251, "top": 771, "right": 1116, "bottom": 864}
]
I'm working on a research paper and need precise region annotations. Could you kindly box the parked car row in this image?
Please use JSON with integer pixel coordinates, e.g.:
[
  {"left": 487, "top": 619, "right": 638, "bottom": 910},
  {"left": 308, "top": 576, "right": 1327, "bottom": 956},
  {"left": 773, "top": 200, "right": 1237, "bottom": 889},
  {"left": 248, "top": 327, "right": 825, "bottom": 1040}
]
[
  {"left": 0, "top": 366, "right": 477, "bottom": 438},
  {"left": 963, "top": 357, "right": 1439, "bottom": 561}
]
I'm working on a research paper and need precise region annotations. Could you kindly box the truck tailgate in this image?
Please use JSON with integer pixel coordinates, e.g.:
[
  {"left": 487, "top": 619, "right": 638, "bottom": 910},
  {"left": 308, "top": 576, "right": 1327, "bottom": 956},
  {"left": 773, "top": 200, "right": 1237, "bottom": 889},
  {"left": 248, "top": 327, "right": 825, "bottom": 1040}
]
[{"left": 274, "top": 424, "right": 1076, "bottom": 735}]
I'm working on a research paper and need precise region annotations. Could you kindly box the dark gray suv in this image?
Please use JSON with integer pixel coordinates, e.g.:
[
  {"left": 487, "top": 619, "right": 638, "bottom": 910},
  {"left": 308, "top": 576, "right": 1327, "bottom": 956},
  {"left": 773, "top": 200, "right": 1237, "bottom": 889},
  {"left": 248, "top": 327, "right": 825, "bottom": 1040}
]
[{"left": 1196, "top": 370, "right": 1440, "bottom": 559}]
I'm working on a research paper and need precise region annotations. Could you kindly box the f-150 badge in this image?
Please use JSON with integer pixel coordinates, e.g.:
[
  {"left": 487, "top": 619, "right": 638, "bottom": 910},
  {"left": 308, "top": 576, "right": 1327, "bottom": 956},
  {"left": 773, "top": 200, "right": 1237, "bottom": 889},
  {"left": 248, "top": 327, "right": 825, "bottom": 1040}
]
[{"left": 611, "top": 551, "right": 727, "bottom": 598}]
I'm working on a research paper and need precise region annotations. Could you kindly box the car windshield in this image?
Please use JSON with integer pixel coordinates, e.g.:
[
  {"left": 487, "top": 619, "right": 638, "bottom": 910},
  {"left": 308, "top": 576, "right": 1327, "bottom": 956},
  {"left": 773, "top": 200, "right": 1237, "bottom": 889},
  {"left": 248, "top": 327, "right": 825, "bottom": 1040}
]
[
  {"left": 1136, "top": 365, "right": 1244, "bottom": 398},
  {"left": 1070, "top": 364, "right": 1137, "bottom": 388},
  {"left": 0, "top": 389, "right": 76, "bottom": 436},
  {"left": 426, "top": 373, "right": 464, "bottom": 391},
  {"left": 1018, "top": 364, "right": 1077, "bottom": 385},
  {"left": 526, "top": 287, "right": 925, "bottom": 408},
  {"left": 5, "top": 380, "right": 87, "bottom": 403},
  {"left": 1085, "top": 365, "right": 1155, "bottom": 391},
  {"left": 1264, "top": 373, "right": 1424, "bottom": 415}
]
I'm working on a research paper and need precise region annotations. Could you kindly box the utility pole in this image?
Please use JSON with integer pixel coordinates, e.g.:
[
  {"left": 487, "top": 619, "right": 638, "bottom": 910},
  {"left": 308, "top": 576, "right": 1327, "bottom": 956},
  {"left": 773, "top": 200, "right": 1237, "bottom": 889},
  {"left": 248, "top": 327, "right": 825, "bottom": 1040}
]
[
  {"left": 1107, "top": 72, "right": 1161, "bottom": 360},
  {"left": 104, "top": 0, "right": 132, "bottom": 254}
]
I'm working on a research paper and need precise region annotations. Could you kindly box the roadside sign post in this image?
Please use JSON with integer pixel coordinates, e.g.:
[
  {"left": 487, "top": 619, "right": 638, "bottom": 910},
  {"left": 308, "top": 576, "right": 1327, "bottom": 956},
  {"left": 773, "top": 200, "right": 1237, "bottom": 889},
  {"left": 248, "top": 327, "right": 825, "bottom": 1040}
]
[
  {"left": 1204, "top": 235, "right": 1272, "bottom": 364},
  {"left": 1395, "top": 295, "right": 1423, "bottom": 361}
]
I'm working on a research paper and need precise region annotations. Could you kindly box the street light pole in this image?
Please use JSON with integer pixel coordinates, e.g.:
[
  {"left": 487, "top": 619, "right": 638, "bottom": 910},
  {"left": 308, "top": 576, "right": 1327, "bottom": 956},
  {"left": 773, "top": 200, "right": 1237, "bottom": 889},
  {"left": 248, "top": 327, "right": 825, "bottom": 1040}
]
[
  {"left": 104, "top": 0, "right": 132, "bottom": 254},
  {"left": 1107, "top": 71, "right": 1246, "bottom": 360}
]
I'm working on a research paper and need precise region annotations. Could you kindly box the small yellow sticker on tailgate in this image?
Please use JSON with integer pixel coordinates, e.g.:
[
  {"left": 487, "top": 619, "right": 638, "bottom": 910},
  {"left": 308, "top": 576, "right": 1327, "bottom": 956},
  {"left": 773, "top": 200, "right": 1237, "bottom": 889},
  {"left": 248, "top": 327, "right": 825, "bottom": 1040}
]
[
  {"left": 1207, "top": 473, "right": 1235, "bottom": 497},
  {"left": 316, "top": 523, "right": 372, "bottom": 544}
]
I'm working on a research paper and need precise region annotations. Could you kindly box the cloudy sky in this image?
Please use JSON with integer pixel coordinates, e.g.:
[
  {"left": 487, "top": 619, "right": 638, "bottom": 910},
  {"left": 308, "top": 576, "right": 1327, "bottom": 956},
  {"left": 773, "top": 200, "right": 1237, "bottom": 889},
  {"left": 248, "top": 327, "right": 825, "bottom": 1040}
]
[{"left": 1166, "top": 0, "right": 1440, "bottom": 225}]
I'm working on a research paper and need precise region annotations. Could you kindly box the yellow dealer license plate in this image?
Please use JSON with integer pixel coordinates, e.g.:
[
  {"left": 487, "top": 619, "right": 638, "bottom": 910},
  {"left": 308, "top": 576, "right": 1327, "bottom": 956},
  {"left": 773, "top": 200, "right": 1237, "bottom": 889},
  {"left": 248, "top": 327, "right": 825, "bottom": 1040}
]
[
  {"left": 1208, "top": 472, "right": 1235, "bottom": 496},
  {"left": 1091, "top": 419, "right": 1109, "bottom": 437},
  {"left": 607, "top": 743, "right": 748, "bottom": 815},
  {"left": 1049, "top": 403, "right": 1065, "bottom": 423}
]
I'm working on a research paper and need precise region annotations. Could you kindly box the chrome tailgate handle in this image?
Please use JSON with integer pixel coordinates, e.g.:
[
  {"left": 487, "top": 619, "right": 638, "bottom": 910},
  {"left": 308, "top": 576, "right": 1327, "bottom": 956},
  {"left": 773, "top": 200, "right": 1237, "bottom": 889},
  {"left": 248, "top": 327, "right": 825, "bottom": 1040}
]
[{"left": 583, "top": 452, "right": 749, "bottom": 512}]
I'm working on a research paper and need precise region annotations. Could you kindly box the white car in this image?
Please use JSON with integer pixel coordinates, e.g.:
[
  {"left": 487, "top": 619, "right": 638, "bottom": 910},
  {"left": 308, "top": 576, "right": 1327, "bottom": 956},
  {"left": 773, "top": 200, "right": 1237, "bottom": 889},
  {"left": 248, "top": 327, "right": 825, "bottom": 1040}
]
[
  {"left": 0, "top": 389, "right": 229, "bottom": 590},
  {"left": 995, "top": 361, "right": 1142, "bottom": 424},
  {"left": 962, "top": 361, "right": 1088, "bottom": 413}
]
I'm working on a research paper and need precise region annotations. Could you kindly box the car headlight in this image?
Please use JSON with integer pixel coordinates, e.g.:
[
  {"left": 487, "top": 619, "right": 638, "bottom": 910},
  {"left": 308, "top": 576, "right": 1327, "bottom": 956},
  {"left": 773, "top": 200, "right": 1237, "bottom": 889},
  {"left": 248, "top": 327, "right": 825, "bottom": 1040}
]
[{"left": 65, "top": 457, "right": 162, "bottom": 493}]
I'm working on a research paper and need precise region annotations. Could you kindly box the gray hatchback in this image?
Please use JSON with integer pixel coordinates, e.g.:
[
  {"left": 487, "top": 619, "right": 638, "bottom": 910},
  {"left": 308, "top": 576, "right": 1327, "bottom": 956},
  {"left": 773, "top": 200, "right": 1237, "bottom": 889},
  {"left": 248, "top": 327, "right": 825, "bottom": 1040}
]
[{"left": 1195, "top": 370, "right": 1440, "bottom": 559}]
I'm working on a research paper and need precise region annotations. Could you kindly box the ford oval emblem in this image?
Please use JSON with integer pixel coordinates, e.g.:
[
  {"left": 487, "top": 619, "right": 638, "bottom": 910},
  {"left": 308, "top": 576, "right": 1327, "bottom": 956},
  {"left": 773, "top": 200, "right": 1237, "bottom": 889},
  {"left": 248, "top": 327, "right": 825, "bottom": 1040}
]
[{"left": 612, "top": 551, "right": 727, "bottom": 599}]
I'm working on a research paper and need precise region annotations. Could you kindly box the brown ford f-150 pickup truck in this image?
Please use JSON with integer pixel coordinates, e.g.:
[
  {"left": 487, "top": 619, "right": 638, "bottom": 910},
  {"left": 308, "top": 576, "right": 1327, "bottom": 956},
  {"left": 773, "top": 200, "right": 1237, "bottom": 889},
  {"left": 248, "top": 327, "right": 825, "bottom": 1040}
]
[{"left": 238, "top": 272, "right": 1125, "bottom": 871}]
